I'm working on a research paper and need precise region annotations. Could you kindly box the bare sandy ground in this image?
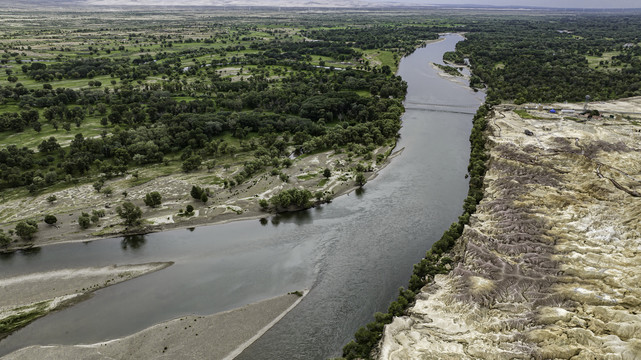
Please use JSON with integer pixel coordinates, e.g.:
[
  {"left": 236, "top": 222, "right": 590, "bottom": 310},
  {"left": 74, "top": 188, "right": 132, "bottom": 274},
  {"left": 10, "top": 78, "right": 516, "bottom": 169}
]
[
  {"left": 0, "top": 145, "right": 395, "bottom": 251},
  {"left": 2, "top": 292, "right": 304, "bottom": 360},
  {"left": 0, "top": 263, "right": 172, "bottom": 341}
]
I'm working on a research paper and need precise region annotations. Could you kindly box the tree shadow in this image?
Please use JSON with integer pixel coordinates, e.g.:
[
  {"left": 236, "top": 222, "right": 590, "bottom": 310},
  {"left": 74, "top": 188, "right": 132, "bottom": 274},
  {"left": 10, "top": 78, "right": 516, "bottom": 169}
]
[{"left": 121, "top": 234, "right": 146, "bottom": 250}]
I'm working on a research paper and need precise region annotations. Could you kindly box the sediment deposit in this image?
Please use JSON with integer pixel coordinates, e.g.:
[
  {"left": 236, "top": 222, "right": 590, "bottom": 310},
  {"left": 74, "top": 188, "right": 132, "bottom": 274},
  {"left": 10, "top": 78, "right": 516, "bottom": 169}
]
[
  {"left": 3, "top": 293, "right": 303, "bottom": 360},
  {"left": 380, "top": 98, "right": 641, "bottom": 359},
  {"left": 0, "top": 262, "right": 172, "bottom": 340}
]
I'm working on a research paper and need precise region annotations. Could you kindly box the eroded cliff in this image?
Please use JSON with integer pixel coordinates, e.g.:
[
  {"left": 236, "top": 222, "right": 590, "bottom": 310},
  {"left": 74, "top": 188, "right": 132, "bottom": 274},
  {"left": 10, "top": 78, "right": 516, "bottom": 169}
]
[{"left": 380, "top": 98, "right": 641, "bottom": 359}]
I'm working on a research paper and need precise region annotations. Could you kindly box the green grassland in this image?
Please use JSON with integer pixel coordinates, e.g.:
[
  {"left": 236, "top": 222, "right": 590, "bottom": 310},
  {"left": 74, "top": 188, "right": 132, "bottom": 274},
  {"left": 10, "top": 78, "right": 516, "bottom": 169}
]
[{"left": 0, "top": 10, "right": 449, "bottom": 227}]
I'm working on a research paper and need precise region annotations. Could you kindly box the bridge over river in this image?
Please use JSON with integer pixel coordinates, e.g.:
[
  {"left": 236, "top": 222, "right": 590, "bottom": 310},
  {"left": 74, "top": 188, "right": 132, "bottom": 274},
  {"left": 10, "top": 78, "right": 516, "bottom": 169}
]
[{"left": 404, "top": 100, "right": 478, "bottom": 115}]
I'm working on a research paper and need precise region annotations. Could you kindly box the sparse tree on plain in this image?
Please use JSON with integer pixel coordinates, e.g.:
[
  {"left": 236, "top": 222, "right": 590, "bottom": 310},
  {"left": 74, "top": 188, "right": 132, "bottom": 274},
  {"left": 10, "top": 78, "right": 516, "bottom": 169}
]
[
  {"left": 144, "top": 192, "right": 162, "bottom": 208},
  {"left": 116, "top": 202, "right": 143, "bottom": 227},
  {"left": 44, "top": 214, "right": 57, "bottom": 226},
  {"left": 355, "top": 172, "right": 366, "bottom": 187},
  {"left": 15, "top": 220, "right": 38, "bottom": 241}
]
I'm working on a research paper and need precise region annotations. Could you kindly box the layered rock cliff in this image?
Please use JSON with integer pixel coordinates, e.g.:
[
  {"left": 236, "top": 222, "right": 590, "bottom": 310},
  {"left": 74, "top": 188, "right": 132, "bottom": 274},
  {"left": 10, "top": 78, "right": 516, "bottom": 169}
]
[{"left": 380, "top": 99, "right": 641, "bottom": 359}]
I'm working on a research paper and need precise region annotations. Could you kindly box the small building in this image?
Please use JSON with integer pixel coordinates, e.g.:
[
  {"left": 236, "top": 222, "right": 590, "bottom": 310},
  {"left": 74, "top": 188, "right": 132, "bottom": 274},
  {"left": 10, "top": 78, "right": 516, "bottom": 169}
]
[
  {"left": 549, "top": 109, "right": 557, "bottom": 114},
  {"left": 561, "top": 109, "right": 575, "bottom": 114}
]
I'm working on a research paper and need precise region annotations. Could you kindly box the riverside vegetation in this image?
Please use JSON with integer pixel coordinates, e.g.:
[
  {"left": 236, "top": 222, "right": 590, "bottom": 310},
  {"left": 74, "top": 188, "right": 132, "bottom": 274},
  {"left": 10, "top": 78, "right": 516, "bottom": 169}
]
[{"left": 0, "top": 10, "right": 448, "bottom": 248}]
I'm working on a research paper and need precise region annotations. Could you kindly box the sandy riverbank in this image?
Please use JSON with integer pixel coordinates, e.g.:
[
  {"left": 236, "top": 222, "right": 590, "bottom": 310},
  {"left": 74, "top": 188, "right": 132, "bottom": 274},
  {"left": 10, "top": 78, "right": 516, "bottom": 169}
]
[
  {"left": 1, "top": 144, "right": 400, "bottom": 251},
  {"left": 2, "top": 292, "right": 305, "bottom": 360},
  {"left": 0, "top": 262, "right": 172, "bottom": 341}
]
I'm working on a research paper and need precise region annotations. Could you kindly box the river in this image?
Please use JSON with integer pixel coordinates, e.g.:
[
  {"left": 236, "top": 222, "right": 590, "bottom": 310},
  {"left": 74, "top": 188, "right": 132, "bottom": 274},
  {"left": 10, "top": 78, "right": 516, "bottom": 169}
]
[{"left": 0, "top": 34, "right": 483, "bottom": 359}]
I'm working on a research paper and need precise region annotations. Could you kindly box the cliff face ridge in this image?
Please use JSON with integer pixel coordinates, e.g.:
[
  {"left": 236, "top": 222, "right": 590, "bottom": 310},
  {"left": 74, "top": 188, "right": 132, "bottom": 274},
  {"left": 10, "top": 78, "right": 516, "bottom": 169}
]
[{"left": 380, "top": 99, "right": 641, "bottom": 360}]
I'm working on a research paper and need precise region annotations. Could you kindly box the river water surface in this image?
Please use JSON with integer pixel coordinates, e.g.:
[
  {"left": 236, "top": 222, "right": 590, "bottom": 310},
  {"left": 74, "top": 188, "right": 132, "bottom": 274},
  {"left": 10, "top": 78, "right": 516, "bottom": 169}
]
[{"left": 0, "top": 34, "right": 483, "bottom": 359}]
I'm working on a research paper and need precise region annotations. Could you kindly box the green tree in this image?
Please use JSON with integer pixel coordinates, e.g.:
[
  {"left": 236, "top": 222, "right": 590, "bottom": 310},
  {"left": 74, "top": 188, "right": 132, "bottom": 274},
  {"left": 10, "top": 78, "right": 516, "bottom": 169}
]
[
  {"left": 46, "top": 195, "right": 57, "bottom": 204},
  {"left": 185, "top": 204, "right": 194, "bottom": 215},
  {"left": 190, "top": 185, "right": 204, "bottom": 200},
  {"left": 15, "top": 220, "right": 38, "bottom": 241},
  {"left": 116, "top": 202, "right": 143, "bottom": 226},
  {"left": 78, "top": 212, "right": 91, "bottom": 229},
  {"left": 44, "top": 214, "right": 57, "bottom": 225},
  {"left": 355, "top": 172, "right": 366, "bottom": 187},
  {"left": 269, "top": 188, "right": 312, "bottom": 209},
  {"left": 205, "top": 160, "right": 216, "bottom": 172},
  {"left": 258, "top": 199, "right": 269, "bottom": 209},
  {"left": 182, "top": 155, "right": 202, "bottom": 172},
  {"left": 93, "top": 179, "right": 104, "bottom": 192},
  {"left": 144, "top": 191, "right": 162, "bottom": 208},
  {"left": 0, "top": 230, "right": 11, "bottom": 248},
  {"left": 323, "top": 168, "right": 331, "bottom": 178}
]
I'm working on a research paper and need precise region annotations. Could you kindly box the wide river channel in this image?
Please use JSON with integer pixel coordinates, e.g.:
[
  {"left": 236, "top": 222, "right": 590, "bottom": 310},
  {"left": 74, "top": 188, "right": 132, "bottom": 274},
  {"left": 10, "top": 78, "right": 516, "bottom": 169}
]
[{"left": 0, "top": 34, "right": 483, "bottom": 359}]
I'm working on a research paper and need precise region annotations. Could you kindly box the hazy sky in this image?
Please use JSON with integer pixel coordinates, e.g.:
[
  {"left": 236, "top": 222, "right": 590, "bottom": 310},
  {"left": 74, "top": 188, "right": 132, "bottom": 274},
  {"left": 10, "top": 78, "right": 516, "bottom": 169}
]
[
  {"left": 410, "top": 0, "right": 640, "bottom": 7},
  {"left": 74, "top": 0, "right": 641, "bottom": 8}
]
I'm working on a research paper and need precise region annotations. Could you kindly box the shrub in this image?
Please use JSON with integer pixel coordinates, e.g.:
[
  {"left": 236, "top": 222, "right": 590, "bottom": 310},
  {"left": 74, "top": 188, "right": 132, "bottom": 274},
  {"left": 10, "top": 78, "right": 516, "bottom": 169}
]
[
  {"left": 144, "top": 191, "right": 162, "bottom": 208},
  {"left": 78, "top": 212, "right": 91, "bottom": 229},
  {"left": 269, "top": 188, "right": 312, "bottom": 209},
  {"left": 15, "top": 220, "right": 38, "bottom": 240},
  {"left": 44, "top": 214, "right": 57, "bottom": 225}
]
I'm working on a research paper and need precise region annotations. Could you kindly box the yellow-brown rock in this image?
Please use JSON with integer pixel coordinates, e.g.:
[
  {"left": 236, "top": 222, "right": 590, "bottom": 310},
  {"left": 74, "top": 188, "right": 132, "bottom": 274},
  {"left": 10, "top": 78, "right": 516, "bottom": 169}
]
[{"left": 380, "top": 98, "right": 641, "bottom": 360}]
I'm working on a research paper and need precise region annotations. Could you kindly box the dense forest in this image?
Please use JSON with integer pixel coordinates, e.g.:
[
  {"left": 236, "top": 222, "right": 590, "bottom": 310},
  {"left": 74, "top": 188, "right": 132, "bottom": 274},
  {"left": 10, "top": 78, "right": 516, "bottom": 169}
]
[
  {"left": 446, "top": 15, "right": 641, "bottom": 103},
  {"left": 0, "top": 15, "right": 433, "bottom": 194}
]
